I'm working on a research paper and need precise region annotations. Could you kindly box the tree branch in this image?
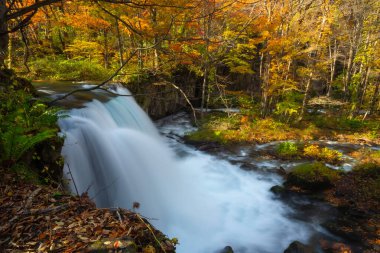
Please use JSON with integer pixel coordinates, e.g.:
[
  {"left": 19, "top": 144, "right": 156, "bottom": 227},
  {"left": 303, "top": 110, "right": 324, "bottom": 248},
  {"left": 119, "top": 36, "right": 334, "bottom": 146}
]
[{"left": 6, "top": 0, "right": 62, "bottom": 21}]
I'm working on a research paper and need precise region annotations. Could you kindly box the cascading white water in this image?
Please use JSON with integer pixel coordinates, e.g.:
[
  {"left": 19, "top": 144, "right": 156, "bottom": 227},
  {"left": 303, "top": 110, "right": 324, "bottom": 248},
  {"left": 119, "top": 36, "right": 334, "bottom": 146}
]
[{"left": 59, "top": 86, "right": 312, "bottom": 253}]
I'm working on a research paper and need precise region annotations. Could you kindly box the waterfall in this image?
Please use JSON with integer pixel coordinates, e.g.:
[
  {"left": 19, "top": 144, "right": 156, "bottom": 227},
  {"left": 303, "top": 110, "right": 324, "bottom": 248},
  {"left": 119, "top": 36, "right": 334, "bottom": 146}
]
[{"left": 59, "top": 86, "right": 311, "bottom": 253}]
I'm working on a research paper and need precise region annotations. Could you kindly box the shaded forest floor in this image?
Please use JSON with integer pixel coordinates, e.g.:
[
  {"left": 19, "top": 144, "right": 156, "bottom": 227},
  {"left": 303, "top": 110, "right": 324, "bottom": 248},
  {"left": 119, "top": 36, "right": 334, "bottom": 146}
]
[{"left": 0, "top": 168, "right": 176, "bottom": 253}]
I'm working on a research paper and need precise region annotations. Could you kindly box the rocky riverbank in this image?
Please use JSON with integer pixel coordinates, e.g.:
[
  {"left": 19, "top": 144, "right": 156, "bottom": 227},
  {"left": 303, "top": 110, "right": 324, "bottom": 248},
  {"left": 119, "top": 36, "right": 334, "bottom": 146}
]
[
  {"left": 274, "top": 162, "right": 379, "bottom": 253},
  {"left": 183, "top": 135, "right": 379, "bottom": 253}
]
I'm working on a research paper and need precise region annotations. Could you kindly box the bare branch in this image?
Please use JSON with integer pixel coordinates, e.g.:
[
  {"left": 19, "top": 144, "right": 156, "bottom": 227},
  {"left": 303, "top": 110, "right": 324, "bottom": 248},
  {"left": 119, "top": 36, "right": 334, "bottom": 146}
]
[{"left": 5, "top": 0, "right": 62, "bottom": 21}]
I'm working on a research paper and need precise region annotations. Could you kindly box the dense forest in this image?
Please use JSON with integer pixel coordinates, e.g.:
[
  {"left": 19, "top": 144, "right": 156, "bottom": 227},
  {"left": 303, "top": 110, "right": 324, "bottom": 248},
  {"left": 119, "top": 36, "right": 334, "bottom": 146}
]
[
  {"left": 0, "top": 0, "right": 379, "bottom": 252},
  {"left": 1, "top": 0, "right": 379, "bottom": 117}
]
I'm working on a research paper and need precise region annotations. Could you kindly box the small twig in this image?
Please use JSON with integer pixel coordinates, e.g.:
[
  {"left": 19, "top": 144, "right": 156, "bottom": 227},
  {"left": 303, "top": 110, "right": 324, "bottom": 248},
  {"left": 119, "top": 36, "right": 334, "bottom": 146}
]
[
  {"left": 136, "top": 213, "right": 167, "bottom": 253},
  {"left": 90, "top": 177, "right": 119, "bottom": 201},
  {"left": 163, "top": 80, "right": 198, "bottom": 125},
  {"left": 66, "top": 164, "right": 79, "bottom": 196},
  {"left": 84, "top": 182, "right": 94, "bottom": 194}
]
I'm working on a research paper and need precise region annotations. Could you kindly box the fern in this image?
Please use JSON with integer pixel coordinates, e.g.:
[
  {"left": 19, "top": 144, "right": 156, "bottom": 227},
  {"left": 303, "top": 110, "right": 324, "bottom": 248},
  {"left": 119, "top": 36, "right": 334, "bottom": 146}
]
[{"left": 1, "top": 128, "right": 56, "bottom": 164}]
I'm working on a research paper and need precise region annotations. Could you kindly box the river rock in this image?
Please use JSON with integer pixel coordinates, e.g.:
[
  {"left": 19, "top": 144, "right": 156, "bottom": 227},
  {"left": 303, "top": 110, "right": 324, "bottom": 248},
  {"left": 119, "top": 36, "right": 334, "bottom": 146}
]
[
  {"left": 276, "top": 166, "right": 287, "bottom": 176},
  {"left": 270, "top": 185, "right": 286, "bottom": 195},
  {"left": 220, "top": 245, "right": 234, "bottom": 253},
  {"left": 283, "top": 241, "right": 315, "bottom": 253}
]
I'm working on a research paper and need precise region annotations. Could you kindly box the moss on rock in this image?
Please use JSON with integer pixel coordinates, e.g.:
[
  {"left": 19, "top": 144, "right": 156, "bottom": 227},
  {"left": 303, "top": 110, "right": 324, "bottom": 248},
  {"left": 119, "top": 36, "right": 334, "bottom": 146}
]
[{"left": 285, "top": 162, "right": 341, "bottom": 191}]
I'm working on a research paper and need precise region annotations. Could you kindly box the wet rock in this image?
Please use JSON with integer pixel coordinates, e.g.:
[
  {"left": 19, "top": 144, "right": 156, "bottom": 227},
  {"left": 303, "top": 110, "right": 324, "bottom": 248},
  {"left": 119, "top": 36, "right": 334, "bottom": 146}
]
[
  {"left": 220, "top": 246, "right": 234, "bottom": 253},
  {"left": 197, "top": 142, "right": 221, "bottom": 151},
  {"left": 283, "top": 241, "right": 315, "bottom": 253},
  {"left": 276, "top": 166, "right": 287, "bottom": 176},
  {"left": 270, "top": 185, "right": 286, "bottom": 195},
  {"left": 240, "top": 162, "right": 259, "bottom": 171},
  {"left": 285, "top": 162, "right": 340, "bottom": 191}
]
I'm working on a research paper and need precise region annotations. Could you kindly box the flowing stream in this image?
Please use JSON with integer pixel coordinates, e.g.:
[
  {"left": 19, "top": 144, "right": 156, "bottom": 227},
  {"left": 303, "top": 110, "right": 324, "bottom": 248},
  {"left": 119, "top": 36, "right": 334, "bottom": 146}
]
[{"left": 36, "top": 83, "right": 369, "bottom": 253}]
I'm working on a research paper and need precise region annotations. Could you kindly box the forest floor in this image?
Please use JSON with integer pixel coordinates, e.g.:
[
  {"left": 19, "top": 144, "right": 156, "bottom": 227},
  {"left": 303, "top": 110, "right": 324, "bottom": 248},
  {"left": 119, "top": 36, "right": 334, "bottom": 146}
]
[{"left": 0, "top": 168, "right": 176, "bottom": 253}]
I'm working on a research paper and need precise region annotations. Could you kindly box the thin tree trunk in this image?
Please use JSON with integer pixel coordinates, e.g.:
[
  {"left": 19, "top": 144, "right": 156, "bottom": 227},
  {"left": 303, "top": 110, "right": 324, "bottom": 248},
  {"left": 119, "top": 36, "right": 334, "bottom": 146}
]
[
  {"left": 7, "top": 33, "right": 12, "bottom": 69},
  {"left": 369, "top": 79, "right": 379, "bottom": 115},
  {"left": 327, "top": 38, "right": 337, "bottom": 96},
  {"left": 103, "top": 30, "right": 109, "bottom": 69},
  {"left": 20, "top": 29, "right": 31, "bottom": 72},
  {"left": 300, "top": 72, "right": 313, "bottom": 117},
  {"left": 261, "top": 53, "right": 271, "bottom": 117},
  {"left": 344, "top": 19, "right": 363, "bottom": 101},
  {"left": 200, "top": 0, "right": 213, "bottom": 115},
  {"left": 358, "top": 67, "right": 370, "bottom": 109},
  {"left": 151, "top": 7, "right": 159, "bottom": 69},
  {"left": 0, "top": 0, "right": 8, "bottom": 67},
  {"left": 115, "top": 19, "right": 124, "bottom": 67}
]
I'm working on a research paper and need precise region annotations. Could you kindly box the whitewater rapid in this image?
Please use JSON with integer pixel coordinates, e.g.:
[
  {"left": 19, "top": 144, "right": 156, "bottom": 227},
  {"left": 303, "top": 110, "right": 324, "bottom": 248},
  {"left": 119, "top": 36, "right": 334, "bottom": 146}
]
[{"left": 58, "top": 86, "right": 312, "bottom": 253}]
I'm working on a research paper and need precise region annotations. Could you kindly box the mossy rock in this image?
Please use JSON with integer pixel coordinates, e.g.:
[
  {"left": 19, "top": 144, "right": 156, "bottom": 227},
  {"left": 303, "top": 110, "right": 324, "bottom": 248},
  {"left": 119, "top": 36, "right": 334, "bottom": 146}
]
[
  {"left": 184, "top": 129, "right": 225, "bottom": 144},
  {"left": 352, "top": 163, "right": 380, "bottom": 177},
  {"left": 270, "top": 185, "right": 286, "bottom": 195},
  {"left": 285, "top": 162, "right": 340, "bottom": 191}
]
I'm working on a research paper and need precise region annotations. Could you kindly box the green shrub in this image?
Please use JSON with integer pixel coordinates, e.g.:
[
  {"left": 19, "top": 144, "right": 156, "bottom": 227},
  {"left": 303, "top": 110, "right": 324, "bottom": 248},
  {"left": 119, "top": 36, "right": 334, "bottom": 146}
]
[
  {"left": 286, "top": 162, "right": 341, "bottom": 190},
  {"left": 303, "top": 145, "right": 343, "bottom": 164},
  {"left": 276, "top": 142, "right": 299, "bottom": 157},
  {"left": 30, "top": 57, "right": 111, "bottom": 81}
]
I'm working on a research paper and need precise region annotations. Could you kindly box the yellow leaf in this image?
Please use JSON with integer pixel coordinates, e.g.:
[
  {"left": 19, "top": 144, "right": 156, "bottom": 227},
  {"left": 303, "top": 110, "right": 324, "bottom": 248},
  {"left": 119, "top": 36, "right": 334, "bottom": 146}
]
[{"left": 143, "top": 245, "right": 156, "bottom": 253}]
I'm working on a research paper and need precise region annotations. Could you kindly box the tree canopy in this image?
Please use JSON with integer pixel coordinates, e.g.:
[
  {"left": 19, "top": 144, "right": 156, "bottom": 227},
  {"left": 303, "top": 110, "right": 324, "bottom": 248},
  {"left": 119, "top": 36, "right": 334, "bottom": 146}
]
[{"left": 0, "top": 0, "right": 379, "bottom": 117}]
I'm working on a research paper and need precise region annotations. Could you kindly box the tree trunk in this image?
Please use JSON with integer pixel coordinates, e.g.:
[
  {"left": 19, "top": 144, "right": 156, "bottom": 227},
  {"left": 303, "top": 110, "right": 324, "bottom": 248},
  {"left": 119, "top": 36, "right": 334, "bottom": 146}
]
[
  {"left": 7, "top": 33, "right": 12, "bottom": 69},
  {"left": 150, "top": 7, "right": 159, "bottom": 69},
  {"left": 344, "top": 19, "right": 363, "bottom": 101},
  {"left": 261, "top": 52, "right": 271, "bottom": 117},
  {"left": 358, "top": 67, "right": 370, "bottom": 109},
  {"left": 300, "top": 72, "right": 313, "bottom": 117},
  {"left": 200, "top": 0, "right": 213, "bottom": 115},
  {"left": 0, "top": 0, "right": 8, "bottom": 67},
  {"left": 327, "top": 38, "right": 337, "bottom": 96},
  {"left": 369, "top": 78, "right": 379, "bottom": 115},
  {"left": 115, "top": 19, "right": 124, "bottom": 67},
  {"left": 103, "top": 30, "right": 109, "bottom": 69},
  {"left": 20, "top": 29, "right": 31, "bottom": 72}
]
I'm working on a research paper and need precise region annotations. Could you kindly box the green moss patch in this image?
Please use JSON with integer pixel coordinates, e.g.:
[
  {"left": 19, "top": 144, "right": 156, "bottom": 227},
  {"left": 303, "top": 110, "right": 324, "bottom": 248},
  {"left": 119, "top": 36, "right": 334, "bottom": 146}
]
[{"left": 286, "top": 162, "right": 341, "bottom": 191}]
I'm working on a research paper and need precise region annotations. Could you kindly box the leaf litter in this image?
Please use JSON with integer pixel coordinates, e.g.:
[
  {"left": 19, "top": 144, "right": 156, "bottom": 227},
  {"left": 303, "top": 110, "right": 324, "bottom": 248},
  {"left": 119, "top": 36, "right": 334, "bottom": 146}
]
[{"left": 0, "top": 169, "right": 176, "bottom": 253}]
